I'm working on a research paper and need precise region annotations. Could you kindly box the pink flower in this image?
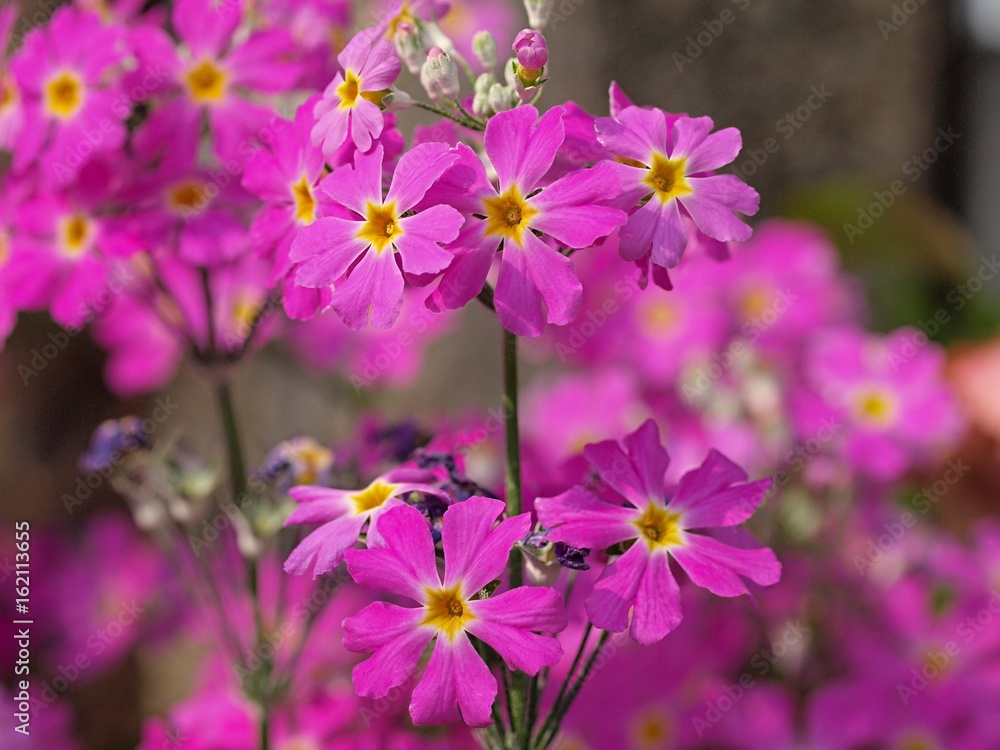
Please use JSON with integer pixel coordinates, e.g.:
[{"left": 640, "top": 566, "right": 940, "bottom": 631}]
[
  {"left": 0, "top": 6, "right": 24, "bottom": 152},
  {"left": 426, "top": 105, "right": 627, "bottom": 336},
  {"left": 796, "top": 327, "right": 965, "bottom": 481},
  {"left": 9, "top": 7, "right": 127, "bottom": 184},
  {"left": 290, "top": 142, "right": 463, "bottom": 329},
  {"left": 513, "top": 29, "right": 548, "bottom": 72},
  {"left": 343, "top": 498, "right": 566, "bottom": 726},
  {"left": 129, "top": 0, "right": 303, "bottom": 165},
  {"left": 312, "top": 28, "right": 401, "bottom": 156},
  {"left": 535, "top": 419, "right": 780, "bottom": 644},
  {"left": 596, "top": 105, "right": 759, "bottom": 272},
  {"left": 283, "top": 468, "right": 449, "bottom": 578}
]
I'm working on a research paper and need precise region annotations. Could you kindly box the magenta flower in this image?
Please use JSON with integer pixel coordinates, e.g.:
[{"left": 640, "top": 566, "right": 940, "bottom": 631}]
[
  {"left": 426, "top": 105, "right": 627, "bottom": 336},
  {"left": 9, "top": 7, "right": 127, "bottom": 183},
  {"left": 796, "top": 327, "right": 965, "bottom": 481},
  {"left": 513, "top": 29, "right": 548, "bottom": 76},
  {"left": 0, "top": 6, "right": 23, "bottom": 152},
  {"left": 596, "top": 105, "right": 759, "bottom": 272},
  {"left": 535, "top": 419, "right": 780, "bottom": 645},
  {"left": 290, "top": 142, "right": 463, "bottom": 329},
  {"left": 343, "top": 497, "right": 566, "bottom": 726},
  {"left": 130, "top": 0, "right": 303, "bottom": 165},
  {"left": 312, "top": 29, "right": 401, "bottom": 157},
  {"left": 283, "top": 468, "right": 448, "bottom": 578}
]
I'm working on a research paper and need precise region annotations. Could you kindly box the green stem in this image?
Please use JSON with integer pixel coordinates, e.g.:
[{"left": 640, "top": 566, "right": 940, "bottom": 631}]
[
  {"left": 536, "top": 631, "right": 611, "bottom": 750},
  {"left": 412, "top": 99, "right": 485, "bottom": 131},
  {"left": 214, "top": 381, "right": 270, "bottom": 750},
  {"left": 534, "top": 624, "right": 591, "bottom": 745},
  {"left": 500, "top": 328, "right": 530, "bottom": 747}
]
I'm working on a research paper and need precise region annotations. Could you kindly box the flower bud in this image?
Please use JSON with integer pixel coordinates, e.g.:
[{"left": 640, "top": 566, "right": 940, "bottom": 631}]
[
  {"left": 420, "top": 46, "right": 460, "bottom": 103},
  {"left": 488, "top": 82, "right": 514, "bottom": 113},
  {"left": 513, "top": 29, "right": 547, "bottom": 86},
  {"left": 523, "top": 0, "right": 555, "bottom": 31},
  {"left": 392, "top": 19, "right": 427, "bottom": 75},
  {"left": 472, "top": 31, "right": 498, "bottom": 69},
  {"left": 473, "top": 73, "right": 497, "bottom": 117},
  {"left": 382, "top": 88, "right": 413, "bottom": 111}
]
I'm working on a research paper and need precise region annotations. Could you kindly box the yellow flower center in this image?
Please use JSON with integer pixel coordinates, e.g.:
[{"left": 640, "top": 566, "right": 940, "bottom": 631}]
[
  {"left": 58, "top": 213, "right": 94, "bottom": 257},
  {"left": 387, "top": 3, "right": 417, "bottom": 38},
  {"left": 336, "top": 69, "right": 387, "bottom": 110},
  {"left": 356, "top": 202, "right": 401, "bottom": 253},
  {"left": 632, "top": 708, "right": 674, "bottom": 749},
  {"left": 897, "top": 733, "right": 935, "bottom": 750},
  {"left": 1, "top": 72, "right": 18, "bottom": 112},
  {"left": 288, "top": 440, "right": 332, "bottom": 486},
  {"left": 44, "top": 70, "right": 84, "bottom": 120},
  {"left": 740, "top": 286, "right": 774, "bottom": 320},
  {"left": 483, "top": 186, "right": 539, "bottom": 247},
  {"left": 633, "top": 503, "right": 684, "bottom": 550},
  {"left": 349, "top": 479, "right": 400, "bottom": 514},
  {"left": 639, "top": 299, "right": 680, "bottom": 336},
  {"left": 421, "top": 585, "right": 475, "bottom": 641},
  {"left": 291, "top": 175, "right": 317, "bottom": 224},
  {"left": 167, "top": 179, "right": 211, "bottom": 215},
  {"left": 231, "top": 293, "right": 259, "bottom": 333},
  {"left": 185, "top": 59, "right": 227, "bottom": 103},
  {"left": 643, "top": 153, "right": 692, "bottom": 203},
  {"left": 852, "top": 388, "right": 897, "bottom": 427}
]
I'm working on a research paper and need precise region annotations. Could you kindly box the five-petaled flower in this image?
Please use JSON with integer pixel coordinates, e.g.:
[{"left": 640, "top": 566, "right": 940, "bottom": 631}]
[
  {"left": 343, "top": 497, "right": 566, "bottom": 726},
  {"left": 426, "top": 105, "right": 627, "bottom": 337},
  {"left": 535, "top": 419, "right": 781, "bottom": 645},
  {"left": 596, "top": 105, "right": 759, "bottom": 275},
  {"left": 283, "top": 468, "right": 449, "bottom": 578},
  {"left": 290, "top": 141, "right": 464, "bottom": 329}
]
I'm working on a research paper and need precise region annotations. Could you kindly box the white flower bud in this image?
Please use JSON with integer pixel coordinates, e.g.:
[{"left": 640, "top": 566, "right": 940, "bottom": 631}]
[
  {"left": 488, "top": 83, "right": 515, "bottom": 113},
  {"left": 524, "top": 0, "right": 555, "bottom": 31},
  {"left": 420, "top": 46, "right": 461, "bottom": 103},
  {"left": 392, "top": 19, "right": 427, "bottom": 74},
  {"left": 472, "top": 31, "right": 498, "bottom": 70},
  {"left": 382, "top": 88, "right": 413, "bottom": 111}
]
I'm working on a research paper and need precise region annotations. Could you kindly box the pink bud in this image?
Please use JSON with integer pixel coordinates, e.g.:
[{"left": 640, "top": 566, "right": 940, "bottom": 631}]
[{"left": 512, "top": 29, "right": 548, "bottom": 70}]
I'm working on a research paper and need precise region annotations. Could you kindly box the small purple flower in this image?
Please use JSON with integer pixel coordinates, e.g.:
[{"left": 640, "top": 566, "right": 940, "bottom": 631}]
[{"left": 513, "top": 29, "right": 548, "bottom": 73}]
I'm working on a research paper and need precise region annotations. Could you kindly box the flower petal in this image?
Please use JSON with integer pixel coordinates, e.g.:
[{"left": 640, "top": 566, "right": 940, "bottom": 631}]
[
  {"left": 670, "top": 533, "right": 781, "bottom": 597},
  {"left": 386, "top": 142, "right": 459, "bottom": 212},
  {"left": 484, "top": 105, "right": 564, "bottom": 193},
  {"left": 466, "top": 587, "right": 566, "bottom": 673},
  {"left": 290, "top": 217, "right": 366, "bottom": 287},
  {"left": 346, "top": 604, "right": 431, "bottom": 699},
  {"left": 285, "top": 486, "right": 354, "bottom": 525},
  {"left": 329, "top": 246, "right": 404, "bottom": 329},
  {"left": 529, "top": 162, "right": 627, "bottom": 249},
  {"left": 441, "top": 497, "right": 530, "bottom": 596},
  {"left": 395, "top": 205, "right": 463, "bottom": 276},
  {"left": 344, "top": 503, "right": 440, "bottom": 600},
  {"left": 585, "top": 543, "right": 649, "bottom": 633},
  {"left": 283, "top": 513, "right": 367, "bottom": 577},
  {"left": 622, "top": 419, "right": 670, "bottom": 501},
  {"left": 535, "top": 486, "right": 638, "bottom": 550},
  {"left": 630, "top": 552, "right": 682, "bottom": 645},
  {"left": 410, "top": 632, "right": 496, "bottom": 728},
  {"left": 670, "top": 450, "right": 770, "bottom": 528}
]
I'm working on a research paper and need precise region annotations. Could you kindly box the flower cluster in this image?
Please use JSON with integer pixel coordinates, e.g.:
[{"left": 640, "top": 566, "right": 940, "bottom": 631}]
[{"left": 0, "top": 1, "right": 981, "bottom": 750}]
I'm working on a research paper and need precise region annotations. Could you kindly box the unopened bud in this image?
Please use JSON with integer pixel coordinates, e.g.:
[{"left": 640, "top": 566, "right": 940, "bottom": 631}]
[
  {"left": 488, "top": 82, "right": 514, "bottom": 113},
  {"left": 393, "top": 19, "right": 427, "bottom": 74},
  {"left": 420, "top": 46, "right": 460, "bottom": 103},
  {"left": 382, "top": 88, "right": 413, "bottom": 111},
  {"left": 513, "top": 29, "right": 547, "bottom": 86},
  {"left": 523, "top": 0, "right": 555, "bottom": 31},
  {"left": 472, "top": 31, "right": 498, "bottom": 69}
]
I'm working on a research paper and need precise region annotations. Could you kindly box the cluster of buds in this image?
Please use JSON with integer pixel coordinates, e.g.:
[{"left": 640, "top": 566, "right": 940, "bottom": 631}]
[{"left": 471, "top": 29, "right": 549, "bottom": 118}]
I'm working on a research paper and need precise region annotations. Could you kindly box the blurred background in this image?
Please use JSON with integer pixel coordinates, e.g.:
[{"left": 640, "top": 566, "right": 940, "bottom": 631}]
[{"left": 2, "top": 0, "right": 1000, "bottom": 747}]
